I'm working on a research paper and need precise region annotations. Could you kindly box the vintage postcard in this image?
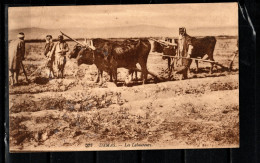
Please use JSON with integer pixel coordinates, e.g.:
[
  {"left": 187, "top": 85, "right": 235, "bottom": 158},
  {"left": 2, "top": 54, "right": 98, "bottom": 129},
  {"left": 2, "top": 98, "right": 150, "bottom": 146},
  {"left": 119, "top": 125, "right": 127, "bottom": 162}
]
[{"left": 8, "top": 3, "right": 239, "bottom": 152}]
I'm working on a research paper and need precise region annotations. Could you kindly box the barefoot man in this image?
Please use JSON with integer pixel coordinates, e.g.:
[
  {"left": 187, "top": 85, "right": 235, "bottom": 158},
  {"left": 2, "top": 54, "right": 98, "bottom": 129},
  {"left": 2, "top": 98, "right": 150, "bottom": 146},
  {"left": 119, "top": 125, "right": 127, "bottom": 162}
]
[
  {"left": 177, "top": 27, "right": 193, "bottom": 79},
  {"left": 50, "top": 35, "right": 69, "bottom": 78},
  {"left": 9, "top": 32, "right": 25, "bottom": 86},
  {"left": 44, "top": 35, "right": 55, "bottom": 78}
]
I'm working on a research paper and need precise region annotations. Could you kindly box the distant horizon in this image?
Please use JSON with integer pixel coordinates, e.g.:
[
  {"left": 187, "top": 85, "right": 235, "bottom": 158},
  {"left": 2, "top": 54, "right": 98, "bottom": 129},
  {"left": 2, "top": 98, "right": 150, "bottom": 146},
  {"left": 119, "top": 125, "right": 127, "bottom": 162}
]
[
  {"left": 9, "top": 24, "right": 238, "bottom": 31},
  {"left": 9, "top": 4, "right": 238, "bottom": 40},
  {"left": 9, "top": 4, "right": 238, "bottom": 31},
  {"left": 9, "top": 25, "right": 238, "bottom": 41}
]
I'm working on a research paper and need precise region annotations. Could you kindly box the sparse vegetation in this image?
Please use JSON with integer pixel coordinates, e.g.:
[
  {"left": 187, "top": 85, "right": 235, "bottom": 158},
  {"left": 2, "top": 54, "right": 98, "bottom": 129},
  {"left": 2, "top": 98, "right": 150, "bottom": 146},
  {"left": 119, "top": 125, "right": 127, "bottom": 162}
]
[{"left": 9, "top": 38, "right": 239, "bottom": 151}]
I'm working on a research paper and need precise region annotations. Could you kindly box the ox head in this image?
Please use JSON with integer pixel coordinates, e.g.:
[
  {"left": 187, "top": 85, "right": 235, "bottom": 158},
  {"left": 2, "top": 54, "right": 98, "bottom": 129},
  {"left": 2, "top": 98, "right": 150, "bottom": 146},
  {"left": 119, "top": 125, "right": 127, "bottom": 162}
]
[
  {"left": 68, "top": 44, "right": 82, "bottom": 59},
  {"left": 162, "top": 45, "right": 177, "bottom": 60},
  {"left": 152, "top": 41, "right": 164, "bottom": 53},
  {"left": 76, "top": 47, "right": 94, "bottom": 66}
]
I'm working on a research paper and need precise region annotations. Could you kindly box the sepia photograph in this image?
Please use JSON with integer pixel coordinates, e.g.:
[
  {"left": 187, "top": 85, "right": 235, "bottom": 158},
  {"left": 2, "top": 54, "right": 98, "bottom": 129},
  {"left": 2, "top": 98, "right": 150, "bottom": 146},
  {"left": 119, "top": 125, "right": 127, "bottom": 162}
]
[{"left": 8, "top": 3, "right": 239, "bottom": 152}]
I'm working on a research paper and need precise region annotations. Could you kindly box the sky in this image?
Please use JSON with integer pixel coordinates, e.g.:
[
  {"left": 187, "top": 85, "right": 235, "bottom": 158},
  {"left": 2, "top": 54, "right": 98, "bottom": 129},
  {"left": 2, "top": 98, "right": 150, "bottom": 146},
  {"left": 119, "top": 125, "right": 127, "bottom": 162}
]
[{"left": 8, "top": 3, "right": 238, "bottom": 37}]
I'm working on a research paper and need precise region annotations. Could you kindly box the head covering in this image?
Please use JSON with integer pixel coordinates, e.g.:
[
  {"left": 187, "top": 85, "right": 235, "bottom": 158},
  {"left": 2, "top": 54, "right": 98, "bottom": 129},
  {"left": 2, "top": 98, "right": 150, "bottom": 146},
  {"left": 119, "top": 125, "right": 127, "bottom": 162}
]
[
  {"left": 46, "top": 35, "right": 52, "bottom": 39},
  {"left": 58, "top": 35, "right": 63, "bottom": 39},
  {"left": 17, "top": 32, "right": 25, "bottom": 38},
  {"left": 179, "top": 27, "right": 186, "bottom": 35}
]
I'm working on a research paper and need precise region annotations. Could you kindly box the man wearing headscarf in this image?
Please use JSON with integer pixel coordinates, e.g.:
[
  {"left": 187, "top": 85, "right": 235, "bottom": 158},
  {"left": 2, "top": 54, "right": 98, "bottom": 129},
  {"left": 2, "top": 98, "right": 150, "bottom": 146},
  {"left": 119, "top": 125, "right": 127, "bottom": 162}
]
[
  {"left": 44, "top": 35, "right": 55, "bottom": 78},
  {"left": 44, "top": 35, "right": 54, "bottom": 56},
  {"left": 49, "top": 35, "right": 69, "bottom": 78},
  {"left": 176, "top": 27, "right": 193, "bottom": 79},
  {"left": 9, "top": 32, "right": 25, "bottom": 85}
]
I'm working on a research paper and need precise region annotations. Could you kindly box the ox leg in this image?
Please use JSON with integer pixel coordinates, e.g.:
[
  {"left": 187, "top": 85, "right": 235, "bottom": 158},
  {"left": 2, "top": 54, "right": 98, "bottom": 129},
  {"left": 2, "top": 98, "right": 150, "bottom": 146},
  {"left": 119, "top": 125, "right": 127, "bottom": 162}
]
[
  {"left": 210, "top": 62, "right": 214, "bottom": 74},
  {"left": 94, "top": 70, "right": 100, "bottom": 83},
  {"left": 112, "top": 69, "right": 118, "bottom": 86},
  {"left": 129, "top": 69, "right": 134, "bottom": 81},
  {"left": 140, "top": 63, "right": 148, "bottom": 84},
  {"left": 135, "top": 70, "right": 138, "bottom": 81},
  {"left": 209, "top": 57, "right": 215, "bottom": 74},
  {"left": 48, "top": 68, "right": 51, "bottom": 78},
  {"left": 58, "top": 71, "right": 61, "bottom": 79},
  {"left": 168, "top": 58, "right": 171, "bottom": 70},
  {"left": 109, "top": 72, "right": 113, "bottom": 82},
  {"left": 99, "top": 70, "right": 104, "bottom": 86},
  {"left": 128, "top": 70, "right": 133, "bottom": 82},
  {"left": 195, "top": 60, "right": 199, "bottom": 73},
  {"left": 58, "top": 70, "right": 61, "bottom": 79},
  {"left": 61, "top": 69, "right": 64, "bottom": 78}
]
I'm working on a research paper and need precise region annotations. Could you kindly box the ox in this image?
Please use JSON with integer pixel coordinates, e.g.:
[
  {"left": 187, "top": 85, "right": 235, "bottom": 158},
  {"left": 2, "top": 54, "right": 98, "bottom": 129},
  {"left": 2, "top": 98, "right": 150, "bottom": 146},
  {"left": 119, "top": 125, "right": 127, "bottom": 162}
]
[
  {"left": 189, "top": 36, "right": 216, "bottom": 73},
  {"left": 177, "top": 27, "right": 216, "bottom": 79},
  {"left": 153, "top": 40, "right": 178, "bottom": 70},
  {"left": 76, "top": 38, "right": 151, "bottom": 86},
  {"left": 69, "top": 41, "right": 139, "bottom": 84}
]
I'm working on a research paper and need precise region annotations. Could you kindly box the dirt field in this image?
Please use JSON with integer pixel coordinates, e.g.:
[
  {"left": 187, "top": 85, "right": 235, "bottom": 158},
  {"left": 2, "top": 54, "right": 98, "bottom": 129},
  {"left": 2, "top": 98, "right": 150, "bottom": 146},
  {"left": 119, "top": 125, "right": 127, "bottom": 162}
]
[{"left": 9, "top": 38, "right": 239, "bottom": 151}]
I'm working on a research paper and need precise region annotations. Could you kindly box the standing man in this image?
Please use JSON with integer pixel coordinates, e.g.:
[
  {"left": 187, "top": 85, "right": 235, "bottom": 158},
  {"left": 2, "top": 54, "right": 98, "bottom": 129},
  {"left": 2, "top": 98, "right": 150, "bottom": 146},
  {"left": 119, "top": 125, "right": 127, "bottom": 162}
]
[
  {"left": 44, "top": 35, "right": 55, "bottom": 78},
  {"left": 177, "top": 27, "right": 193, "bottom": 79},
  {"left": 44, "top": 35, "right": 54, "bottom": 56},
  {"left": 50, "top": 35, "right": 69, "bottom": 78},
  {"left": 9, "top": 32, "right": 26, "bottom": 86}
]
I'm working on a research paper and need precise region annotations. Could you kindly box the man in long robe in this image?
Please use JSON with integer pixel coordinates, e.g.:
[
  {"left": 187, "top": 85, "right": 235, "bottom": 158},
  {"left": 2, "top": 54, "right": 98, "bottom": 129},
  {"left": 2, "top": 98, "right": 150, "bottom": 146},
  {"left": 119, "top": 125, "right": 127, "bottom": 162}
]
[
  {"left": 9, "top": 32, "right": 25, "bottom": 85},
  {"left": 176, "top": 27, "right": 193, "bottom": 79},
  {"left": 44, "top": 35, "right": 55, "bottom": 78},
  {"left": 49, "top": 35, "right": 69, "bottom": 78}
]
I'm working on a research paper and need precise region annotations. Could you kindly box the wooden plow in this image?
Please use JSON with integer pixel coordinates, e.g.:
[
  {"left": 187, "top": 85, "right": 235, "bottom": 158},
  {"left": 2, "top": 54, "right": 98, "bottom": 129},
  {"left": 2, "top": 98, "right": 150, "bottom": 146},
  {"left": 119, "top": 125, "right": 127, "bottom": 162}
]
[
  {"left": 161, "top": 54, "right": 229, "bottom": 69},
  {"left": 150, "top": 37, "right": 237, "bottom": 79},
  {"left": 160, "top": 53, "right": 237, "bottom": 79}
]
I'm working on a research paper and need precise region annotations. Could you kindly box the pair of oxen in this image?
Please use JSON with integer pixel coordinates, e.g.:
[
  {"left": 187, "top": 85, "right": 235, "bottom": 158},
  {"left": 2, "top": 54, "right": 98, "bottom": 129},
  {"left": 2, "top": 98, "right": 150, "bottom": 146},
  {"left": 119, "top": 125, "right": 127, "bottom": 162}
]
[
  {"left": 68, "top": 36, "right": 216, "bottom": 86},
  {"left": 69, "top": 38, "right": 151, "bottom": 86}
]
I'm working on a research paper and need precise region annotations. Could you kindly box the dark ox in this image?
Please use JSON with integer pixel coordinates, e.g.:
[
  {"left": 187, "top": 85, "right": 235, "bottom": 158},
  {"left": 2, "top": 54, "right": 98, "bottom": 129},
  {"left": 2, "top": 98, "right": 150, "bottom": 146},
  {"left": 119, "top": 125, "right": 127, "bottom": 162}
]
[
  {"left": 187, "top": 36, "right": 216, "bottom": 73},
  {"left": 153, "top": 36, "right": 216, "bottom": 76},
  {"left": 174, "top": 35, "right": 216, "bottom": 79},
  {"left": 69, "top": 40, "right": 139, "bottom": 84},
  {"left": 152, "top": 41, "right": 178, "bottom": 70},
  {"left": 68, "top": 44, "right": 82, "bottom": 59},
  {"left": 76, "top": 38, "right": 151, "bottom": 86},
  {"left": 69, "top": 42, "right": 114, "bottom": 82}
]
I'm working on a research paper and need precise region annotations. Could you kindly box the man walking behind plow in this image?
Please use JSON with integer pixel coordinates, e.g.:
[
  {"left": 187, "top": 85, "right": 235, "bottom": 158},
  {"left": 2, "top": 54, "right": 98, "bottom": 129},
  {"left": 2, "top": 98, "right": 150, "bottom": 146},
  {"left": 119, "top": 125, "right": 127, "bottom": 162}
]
[
  {"left": 9, "top": 32, "right": 26, "bottom": 86},
  {"left": 175, "top": 27, "right": 193, "bottom": 79}
]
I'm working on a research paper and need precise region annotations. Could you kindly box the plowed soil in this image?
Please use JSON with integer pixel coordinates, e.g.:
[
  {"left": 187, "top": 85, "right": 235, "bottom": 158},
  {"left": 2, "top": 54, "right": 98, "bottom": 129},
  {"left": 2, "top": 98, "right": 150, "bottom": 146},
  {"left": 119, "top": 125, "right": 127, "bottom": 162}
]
[{"left": 9, "top": 38, "right": 239, "bottom": 151}]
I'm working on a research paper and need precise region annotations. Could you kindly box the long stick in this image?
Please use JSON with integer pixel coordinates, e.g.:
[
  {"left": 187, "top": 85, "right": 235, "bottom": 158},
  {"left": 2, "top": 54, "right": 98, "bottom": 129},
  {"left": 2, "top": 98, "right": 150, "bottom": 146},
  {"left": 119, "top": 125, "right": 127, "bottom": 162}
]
[
  {"left": 161, "top": 54, "right": 216, "bottom": 63},
  {"left": 161, "top": 54, "right": 228, "bottom": 70},
  {"left": 20, "top": 61, "right": 29, "bottom": 82},
  {"left": 60, "top": 31, "right": 85, "bottom": 47},
  {"left": 60, "top": 31, "right": 96, "bottom": 50},
  {"left": 150, "top": 38, "right": 177, "bottom": 47}
]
